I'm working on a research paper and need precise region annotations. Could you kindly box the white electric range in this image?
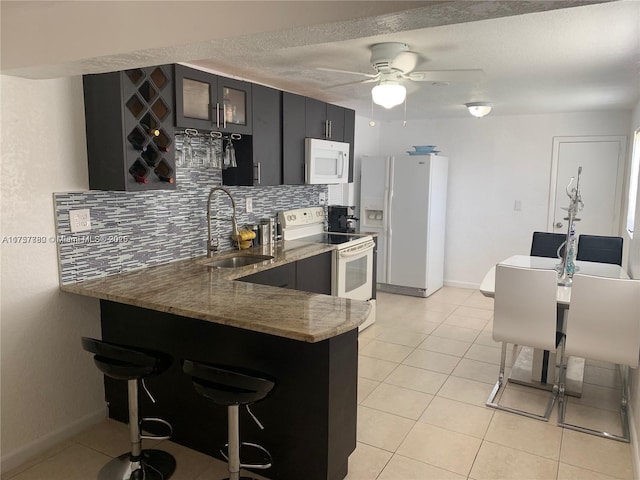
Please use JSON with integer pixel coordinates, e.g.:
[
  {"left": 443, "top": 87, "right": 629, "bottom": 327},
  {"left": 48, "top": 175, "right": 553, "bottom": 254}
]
[{"left": 279, "top": 206, "right": 376, "bottom": 331}]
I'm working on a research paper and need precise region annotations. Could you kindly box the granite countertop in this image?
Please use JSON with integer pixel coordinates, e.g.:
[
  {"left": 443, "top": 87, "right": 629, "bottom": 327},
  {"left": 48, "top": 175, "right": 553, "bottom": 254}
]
[{"left": 61, "top": 241, "right": 371, "bottom": 343}]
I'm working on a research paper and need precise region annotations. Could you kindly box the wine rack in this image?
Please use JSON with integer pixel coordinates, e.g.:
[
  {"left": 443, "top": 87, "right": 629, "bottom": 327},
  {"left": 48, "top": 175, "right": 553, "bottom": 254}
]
[{"left": 83, "top": 64, "right": 176, "bottom": 191}]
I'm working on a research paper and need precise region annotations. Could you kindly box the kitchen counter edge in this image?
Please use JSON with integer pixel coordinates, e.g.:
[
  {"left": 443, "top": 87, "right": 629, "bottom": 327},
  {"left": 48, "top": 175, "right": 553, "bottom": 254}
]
[{"left": 60, "top": 242, "right": 371, "bottom": 343}]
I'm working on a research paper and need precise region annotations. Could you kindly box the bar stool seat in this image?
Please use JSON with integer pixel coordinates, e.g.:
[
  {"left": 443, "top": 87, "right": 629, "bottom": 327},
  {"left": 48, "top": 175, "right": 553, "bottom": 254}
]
[
  {"left": 82, "top": 337, "right": 176, "bottom": 480},
  {"left": 183, "top": 360, "right": 276, "bottom": 480}
]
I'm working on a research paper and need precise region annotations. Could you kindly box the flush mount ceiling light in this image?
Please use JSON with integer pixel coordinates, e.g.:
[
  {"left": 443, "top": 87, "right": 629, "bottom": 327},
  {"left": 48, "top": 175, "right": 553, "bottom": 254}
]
[
  {"left": 372, "top": 81, "right": 407, "bottom": 109},
  {"left": 465, "top": 102, "right": 493, "bottom": 118}
]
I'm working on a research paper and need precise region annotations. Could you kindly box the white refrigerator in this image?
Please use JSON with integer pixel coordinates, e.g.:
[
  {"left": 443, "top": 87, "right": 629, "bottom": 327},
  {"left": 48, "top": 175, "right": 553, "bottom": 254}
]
[{"left": 360, "top": 154, "right": 448, "bottom": 297}]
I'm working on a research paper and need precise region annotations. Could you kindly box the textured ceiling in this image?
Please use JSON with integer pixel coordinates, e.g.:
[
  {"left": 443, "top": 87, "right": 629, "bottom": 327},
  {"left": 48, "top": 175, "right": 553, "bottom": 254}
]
[
  {"left": 189, "top": 0, "right": 639, "bottom": 120},
  {"left": 1, "top": 0, "right": 638, "bottom": 120}
]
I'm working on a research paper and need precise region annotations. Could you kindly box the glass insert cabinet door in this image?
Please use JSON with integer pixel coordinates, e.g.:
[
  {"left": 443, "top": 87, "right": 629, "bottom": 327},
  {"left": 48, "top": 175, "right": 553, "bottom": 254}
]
[
  {"left": 217, "top": 77, "right": 252, "bottom": 134},
  {"left": 222, "top": 86, "right": 246, "bottom": 126},
  {"left": 174, "top": 64, "right": 252, "bottom": 135},
  {"left": 183, "top": 78, "right": 212, "bottom": 121}
]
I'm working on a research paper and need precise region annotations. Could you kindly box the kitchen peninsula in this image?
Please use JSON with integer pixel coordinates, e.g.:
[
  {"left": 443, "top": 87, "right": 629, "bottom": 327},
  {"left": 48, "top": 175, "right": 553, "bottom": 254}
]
[{"left": 62, "top": 242, "right": 371, "bottom": 480}]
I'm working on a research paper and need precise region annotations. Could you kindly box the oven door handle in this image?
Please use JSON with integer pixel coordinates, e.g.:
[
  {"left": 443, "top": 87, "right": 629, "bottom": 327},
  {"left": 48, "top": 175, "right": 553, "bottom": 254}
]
[{"left": 338, "top": 240, "right": 375, "bottom": 258}]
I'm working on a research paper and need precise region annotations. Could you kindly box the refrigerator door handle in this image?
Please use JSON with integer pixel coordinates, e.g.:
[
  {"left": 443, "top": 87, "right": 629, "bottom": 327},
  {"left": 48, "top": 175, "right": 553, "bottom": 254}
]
[{"left": 385, "top": 157, "right": 394, "bottom": 281}]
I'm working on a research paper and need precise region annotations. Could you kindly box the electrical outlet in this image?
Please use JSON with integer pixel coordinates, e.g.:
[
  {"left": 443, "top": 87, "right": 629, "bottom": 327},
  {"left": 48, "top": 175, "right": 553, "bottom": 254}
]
[
  {"left": 69, "top": 209, "right": 92, "bottom": 233},
  {"left": 246, "top": 197, "right": 253, "bottom": 213},
  {"left": 319, "top": 192, "right": 327, "bottom": 205}
]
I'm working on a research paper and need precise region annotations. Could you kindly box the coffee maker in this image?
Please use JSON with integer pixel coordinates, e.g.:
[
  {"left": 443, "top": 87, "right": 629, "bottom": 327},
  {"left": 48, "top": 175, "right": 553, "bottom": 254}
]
[{"left": 327, "top": 205, "right": 359, "bottom": 233}]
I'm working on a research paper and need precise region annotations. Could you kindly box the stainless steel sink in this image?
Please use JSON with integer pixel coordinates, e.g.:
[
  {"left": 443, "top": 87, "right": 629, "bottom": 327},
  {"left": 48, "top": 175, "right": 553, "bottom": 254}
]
[{"left": 204, "top": 254, "right": 274, "bottom": 269}]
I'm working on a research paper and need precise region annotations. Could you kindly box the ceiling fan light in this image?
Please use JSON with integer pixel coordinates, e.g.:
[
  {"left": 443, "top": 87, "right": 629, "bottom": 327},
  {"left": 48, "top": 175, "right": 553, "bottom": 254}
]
[
  {"left": 465, "top": 102, "right": 493, "bottom": 118},
  {"left": 372, "top": 83, "right": 406, "bottom": 109}
]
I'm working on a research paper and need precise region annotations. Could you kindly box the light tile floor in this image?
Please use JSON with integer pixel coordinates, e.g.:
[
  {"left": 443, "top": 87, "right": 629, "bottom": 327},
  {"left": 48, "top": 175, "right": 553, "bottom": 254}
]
[{"left": 2, "top": 288, "right": 634, "bottom": 480}]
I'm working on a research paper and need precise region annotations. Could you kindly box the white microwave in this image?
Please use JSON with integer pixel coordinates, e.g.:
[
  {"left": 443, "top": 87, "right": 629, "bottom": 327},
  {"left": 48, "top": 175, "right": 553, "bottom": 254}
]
[{"left": 305, "top": 138, "right": 350, "bottom": 184}]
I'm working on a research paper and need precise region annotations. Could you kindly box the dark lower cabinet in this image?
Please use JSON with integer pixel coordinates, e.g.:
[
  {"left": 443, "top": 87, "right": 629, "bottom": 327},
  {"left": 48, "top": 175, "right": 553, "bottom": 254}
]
[
  {"left": 296, "top": 252, "right": 332, "bottom": 294},
  {"left": 238, "top": 252, "right": 332, "bottom": 295},
  {"left": 100, "top": 300, "right": 357, "bottom": 480},
  {"left": 238, "top": 262, "right": 296, "bottom": 289}
]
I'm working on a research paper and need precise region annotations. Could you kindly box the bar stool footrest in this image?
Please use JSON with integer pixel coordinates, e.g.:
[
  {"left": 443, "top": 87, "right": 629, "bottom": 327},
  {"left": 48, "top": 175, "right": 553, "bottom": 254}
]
[
  {"left": 140, "top": 417, "right": 173, "bottom": 441},
  {"left": 221, "top": 441, "right": 273, "bottom": 470}
]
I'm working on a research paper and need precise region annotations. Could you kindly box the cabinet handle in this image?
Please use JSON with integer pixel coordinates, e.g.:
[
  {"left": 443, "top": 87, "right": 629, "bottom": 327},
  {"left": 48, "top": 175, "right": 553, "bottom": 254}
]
[
  {"left": 216, "top": 103, "right": 220, "bottom": 128},
  {"left": 328, "top": 120, "right": 332, "bottom": 139},
  {"left": 254, "top": 162, "right": 261, "bottom": 184},
  {"left": 325, "top": 120, "right": 329, "bottom": 138}
]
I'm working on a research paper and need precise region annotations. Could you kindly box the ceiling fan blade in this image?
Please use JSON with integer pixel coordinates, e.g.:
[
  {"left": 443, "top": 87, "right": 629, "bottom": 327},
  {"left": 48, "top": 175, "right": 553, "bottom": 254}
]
[
  {"left": 316, "top": 67, "right": 378, "bottom": 78},
  {"left": 390, "top": 51, "right": 420, "bottom": 74},
  {"left": 325, "top": 78, "right": 378, "bottom": 89},
  {"left": 406, "top": 69, "right": 485, "bottom": 83}
]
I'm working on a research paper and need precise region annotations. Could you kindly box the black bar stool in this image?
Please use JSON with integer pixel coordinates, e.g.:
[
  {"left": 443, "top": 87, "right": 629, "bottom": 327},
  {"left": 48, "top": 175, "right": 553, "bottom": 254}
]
[
  {"left": 182, "top": 360, "right": 275, "bottom": 480},
  {"left": 82, "top": 337, "right": 176, "bottom": 480}
]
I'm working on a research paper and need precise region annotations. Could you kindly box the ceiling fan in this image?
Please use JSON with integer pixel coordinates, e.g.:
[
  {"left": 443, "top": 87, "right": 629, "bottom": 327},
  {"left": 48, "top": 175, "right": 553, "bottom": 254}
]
[{"left": 319, "top": 42, "right": 484, "bottom": 109}]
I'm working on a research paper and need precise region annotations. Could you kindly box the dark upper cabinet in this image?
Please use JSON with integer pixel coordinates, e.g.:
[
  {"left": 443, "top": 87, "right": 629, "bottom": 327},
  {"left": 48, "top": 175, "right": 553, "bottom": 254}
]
[
  {"left": 174, "top": 65, "right": 215, "bottom": 130},
  {"left": 343, "top": 107, "right": 355, "bottom": 182},
  {"left": 83, "top": 65, "right": 176, "bottom": 191},
  {"left": 326, "top": 104, "right": 346, "bottom": 142},
  {"left": 305, "top": 98, "right": 346, "bottom": 142},
  {"left": 84, "top": 63, "right": 354, "bottom": 189},
  {"left": 174, "top": 64, "right": 252, "bottom": 135},
  {"left": 223, "top": 84, "right": 281, "bottom": 186},
  {"left": 282, "top": 92, "right": 307, "bottom": 185},
  {"left": 253, "top": 85, "right": 282, "bottom": 186},
  {"left": 305, "top": 97, "right": 327, "bottom": 139},
  {"left": 285, "top": 95, "right": 355, "bottom": 185}
]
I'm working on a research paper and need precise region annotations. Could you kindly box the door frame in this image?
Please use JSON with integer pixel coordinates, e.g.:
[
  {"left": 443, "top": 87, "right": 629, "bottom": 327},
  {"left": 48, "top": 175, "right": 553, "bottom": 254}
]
[{"left": 546, "top": 135, "right": 627, "bottom": 234}]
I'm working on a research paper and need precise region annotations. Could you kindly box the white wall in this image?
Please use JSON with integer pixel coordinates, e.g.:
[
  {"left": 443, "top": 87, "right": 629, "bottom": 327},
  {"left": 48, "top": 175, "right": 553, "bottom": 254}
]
[
  {"left": 0, "top": 75, "right": 104, "bottom": 471},
  {"left": 627, "top": 102, "right": 640, "bottom": 280},
  {"left": 353, "top": 111, "right": 632, "bottom": 287},
  {"left": 625, "top": 99, "right": 640, "bottom": 471}
]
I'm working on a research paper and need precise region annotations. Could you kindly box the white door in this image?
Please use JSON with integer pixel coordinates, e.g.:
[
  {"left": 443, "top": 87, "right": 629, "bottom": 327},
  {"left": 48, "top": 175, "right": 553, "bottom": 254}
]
[{"left": 548, "top": 136, "right": 626, "bottom": 236}]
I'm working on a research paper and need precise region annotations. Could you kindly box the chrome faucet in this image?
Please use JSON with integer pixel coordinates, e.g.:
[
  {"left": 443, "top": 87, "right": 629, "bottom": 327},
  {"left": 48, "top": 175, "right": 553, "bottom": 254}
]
[{"left": 206, "top": 186, "right": 240, "bottom": 257}]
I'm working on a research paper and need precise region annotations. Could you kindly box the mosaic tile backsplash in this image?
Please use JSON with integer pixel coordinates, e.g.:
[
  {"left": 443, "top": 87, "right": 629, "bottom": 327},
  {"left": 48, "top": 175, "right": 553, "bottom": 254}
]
[{"left": 54, "top": 165, "right": 327, "bottom": 284}]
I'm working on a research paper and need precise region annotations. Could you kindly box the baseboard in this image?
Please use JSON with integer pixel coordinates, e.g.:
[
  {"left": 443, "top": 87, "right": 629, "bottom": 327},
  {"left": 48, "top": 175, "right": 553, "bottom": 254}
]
[
  {"left": 0, "top": 408, "right": 106, "bottom": 474},
  {"left": 629, "top": 405, "right": 640, "bottom": 480},
  {"left": 443, "top": 279, "right": 480, "bottom": 290}
]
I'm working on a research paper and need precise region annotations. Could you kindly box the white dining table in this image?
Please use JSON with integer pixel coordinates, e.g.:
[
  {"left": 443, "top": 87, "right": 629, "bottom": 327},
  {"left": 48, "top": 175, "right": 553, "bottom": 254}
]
[{"left": 480, "top": 255, "right": 628, "bottom": 396}]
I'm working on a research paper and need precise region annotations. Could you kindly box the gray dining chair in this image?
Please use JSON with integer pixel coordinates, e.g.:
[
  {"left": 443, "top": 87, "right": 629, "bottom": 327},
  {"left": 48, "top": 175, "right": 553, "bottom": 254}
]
[
  {"left": 486, "top": 264, "right": 561, "bottom": 421},
  {"left": 576, "top": 234, "right": 623, "bottom": 266},
  {"left": 558, "top": 273, "right": 640, "bottom": 442}
]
